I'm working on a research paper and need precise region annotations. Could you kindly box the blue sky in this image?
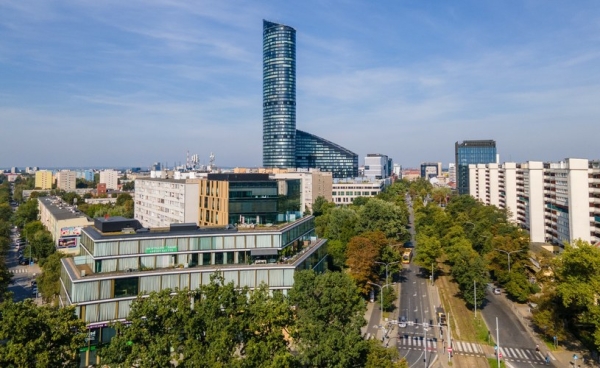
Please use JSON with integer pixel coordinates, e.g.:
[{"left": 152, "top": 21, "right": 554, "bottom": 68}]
[{"left": 1, "top": 1, "right": 599, "bottom": 169}]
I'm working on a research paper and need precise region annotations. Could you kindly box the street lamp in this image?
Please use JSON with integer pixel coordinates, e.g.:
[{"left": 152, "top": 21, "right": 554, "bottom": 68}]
[
  {"left": 423, "top": 323, "right": 429, "bottom": 368},
  {"left": 375, "top": 261, "right": 400, "bottom": 287},
  {"left": 494, "top": 248, "right": 525, "bottom": 273},
  {"left": 368, "top": 282, "right": 383, "bottom": 325}
]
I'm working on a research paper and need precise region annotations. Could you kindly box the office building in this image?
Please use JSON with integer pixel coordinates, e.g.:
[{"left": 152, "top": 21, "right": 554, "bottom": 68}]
[
  {"left": 38, "top": 196, "right": 93, "bottom": 253},
  {"left": 421, "top": 162, "right": 442, "bottom": 180},
  {"left": 99, "top": 169, "right": 119, "bottom": 191},
  {"left": 468, "top": 158, "right": 600, "bottom": 247},
  {"left": 455, "top": 140, "right": 497, "bottom": 195},
  {"left": 262, "top": 20, "right": 358, "bottom": 178},
  {"left": 364, "top": 154, "right": 392, "bottom": 180},
  {"left": 77, "top": 169, "right": 95, "bottom": 182},
  {"left": 332, "top": 177, "right": 391, "bottom": 205},
  {"left": 56, "top": 170, "right": 77, "bottom": 191},
  {"left": 35, "top": 170, "right": 54, "bottom": 190},
  {"left": 59, "top": 216, "right": 328, "bottom": 366}
]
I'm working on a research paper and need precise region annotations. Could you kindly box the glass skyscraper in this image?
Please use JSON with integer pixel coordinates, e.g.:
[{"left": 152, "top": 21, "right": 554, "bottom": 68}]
[
  {"left": 263, "top": 20, "right": 296, "bottom": 168},
  {"left": 455, "top": 140, "right": 497, "bottom": 195},
  {"left": 262, "top": 20, "right": 358, "bottom": 179}
]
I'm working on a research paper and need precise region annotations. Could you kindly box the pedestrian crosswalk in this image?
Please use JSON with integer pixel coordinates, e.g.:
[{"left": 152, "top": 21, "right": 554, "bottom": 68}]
[
  {"left": 498, "top": 347, "right": 547, "bottom": 363},
  {"left": 452, "top": 340, "right": 485, "bottom": 355},
  {"left": 10, "top": 268, "right": 29, "bottom": 274},
  {"left": 397, "top": 335, "right": 437, "bottom": 350}
]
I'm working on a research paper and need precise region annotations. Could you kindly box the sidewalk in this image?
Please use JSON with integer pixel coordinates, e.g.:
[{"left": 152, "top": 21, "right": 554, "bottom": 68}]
[{"left": 511, "top": 302, "right": 598, "bottom": 368}]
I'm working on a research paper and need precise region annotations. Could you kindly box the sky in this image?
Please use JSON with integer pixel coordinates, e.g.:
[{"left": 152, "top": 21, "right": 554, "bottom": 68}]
[{"left": 1, "top": 1, "right": 600, "bottom": 170}]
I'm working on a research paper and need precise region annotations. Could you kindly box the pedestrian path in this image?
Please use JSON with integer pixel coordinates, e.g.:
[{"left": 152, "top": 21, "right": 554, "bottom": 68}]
[
  {"left": 451, "top": 340, "right": 485, "bottom": 356},
  {"left": 498, "top": 347, "right": 547, "bottom": 364},
  {"left": 397, "top": 335, "right": 437, "bottom": 350},
  {"left": 10, "top": 268, "right": 29, "bottom": 274}
]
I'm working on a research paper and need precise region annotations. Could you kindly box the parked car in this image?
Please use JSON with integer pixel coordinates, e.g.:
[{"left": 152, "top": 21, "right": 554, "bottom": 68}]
[
  {"left": 19, "top": 259, "right": 29, "bottom": 265},
  {"left": 493, "top": 288, "right": 501, "bottom": 295},
  {"left": 31, "top": 280, "right": 37, "bottom": 287},
  {"left": 32, "top": 288, "right": 38, "bottom": 296}
]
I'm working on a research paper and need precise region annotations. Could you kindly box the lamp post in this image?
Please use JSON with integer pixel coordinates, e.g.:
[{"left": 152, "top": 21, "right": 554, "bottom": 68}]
[
  {"left": 423, "top": 323, "right": 429, "bottom": 368},
  {"left": 368, "top": 282, "right": 383, "bottom": 325},
  {"left": 375, "top": 261, "right": 400, "bottom": 287},
  {"left": 494, "top": 248, "right": 525, "bottom": 273}
]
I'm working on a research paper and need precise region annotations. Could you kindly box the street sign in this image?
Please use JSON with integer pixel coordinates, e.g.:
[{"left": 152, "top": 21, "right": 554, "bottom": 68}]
[
  {"left": 499, "top": 352, "right": 503, "bottom": 359},
  {"left": 447, "top": 347, "right": 452, "bottom": 353},
  {"left": 494, "top": 345, "right": 498, "bottom": 351}
]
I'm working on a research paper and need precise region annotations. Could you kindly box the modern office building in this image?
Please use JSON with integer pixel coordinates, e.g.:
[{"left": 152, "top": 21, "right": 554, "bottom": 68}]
[
  {"left": 468, "top": 158, "right": 600, "bottom": 247},
  {"left": 76, "top": 170, "right": 95, "bottom": 182},
  {"left": 262, "top": 20, "right": 358, "bottom": 178},
  {"left": 332, "top": 177, "right": 391, "bottom": 205},
  {"left": 99, "top": 170, "right": 119, "bottom": 190},
  {"left": 59, "top": 216, "right": 328, "bottom": 366},
  {"left": 56, "top": 170, "right": 77, "bottom": 191},
  {"left": 38, "top": 196, "right": 94, "bottom": 253},
  {"left": 455, "top": 140, "right": 497, "bottom": 195},
  {"left": 134, "top": 178, "right": 200, "bottom": 228},
  {"left": 364, "top": 154, "right": 392, "bottom": 180},
  {"left": 420, "top": 162, "right": 442, "bottom": 180},
  {"left": 35, "top": 170, "right": 54, "bottom": 190}
]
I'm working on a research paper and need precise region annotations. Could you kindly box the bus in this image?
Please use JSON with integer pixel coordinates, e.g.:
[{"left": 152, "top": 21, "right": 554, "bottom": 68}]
[{"left": 402, "top": 249, "right": 412, "bottom": 264}]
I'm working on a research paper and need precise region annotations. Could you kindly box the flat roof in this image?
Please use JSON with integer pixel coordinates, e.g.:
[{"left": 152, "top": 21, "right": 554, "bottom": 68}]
[{"left": 38, "top": 196, "right": 93, "bottom": 222}]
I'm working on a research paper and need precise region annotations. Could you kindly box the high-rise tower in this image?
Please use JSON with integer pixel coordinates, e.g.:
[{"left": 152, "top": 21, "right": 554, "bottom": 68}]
[
  {"left": 455, "top": 140, "right": 497, "bottom": 195},
  {"left": 263, "top": 20, "right": 296, "bottom": 168}
]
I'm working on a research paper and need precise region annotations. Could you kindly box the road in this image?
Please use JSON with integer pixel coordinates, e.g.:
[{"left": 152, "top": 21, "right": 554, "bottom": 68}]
[
  {"left": 394, "top": 194, "right": 440, "bottom": 368},
  {"left": 7, "top": 226, "right": 41, "bottom": 302},
  {"left": 481, "top": 287, "right": 554, "bottom": 367}
]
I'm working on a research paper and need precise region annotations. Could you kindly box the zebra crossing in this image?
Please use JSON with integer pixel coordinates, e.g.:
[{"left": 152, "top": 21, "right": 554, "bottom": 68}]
[
  {"left": 10, "top": 268, "right": 29, "bottom": 274},
  {"left": 451, "top": 340, "right": 485, "bottom": 356},
  {"left": 397, "top": 335, "right": 438, "bottom": 350},
  {"left": 498, "top": 347, "right": 547, "bottom": 364}
]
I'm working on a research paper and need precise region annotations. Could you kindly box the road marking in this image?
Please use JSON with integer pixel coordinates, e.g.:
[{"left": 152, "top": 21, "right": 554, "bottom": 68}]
[{"left": 10, "top": 268, "right": 29, "bottom": 274}]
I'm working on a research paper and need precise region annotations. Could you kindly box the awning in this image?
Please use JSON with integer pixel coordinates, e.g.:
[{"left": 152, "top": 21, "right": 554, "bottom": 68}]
[{"left": 251, "top": 248, "right": 279, "bottom": 256}]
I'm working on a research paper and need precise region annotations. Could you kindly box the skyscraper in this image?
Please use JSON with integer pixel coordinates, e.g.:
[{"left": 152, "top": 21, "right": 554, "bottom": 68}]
[
  {"left": 263, "top": 20, "right": 296, "bottom": 168},
  {"left": 262, "top": 20, "right": 358, "bottom": 178},
  {"left": 455, "top": 140, "right": 497, "bottom": 195}
]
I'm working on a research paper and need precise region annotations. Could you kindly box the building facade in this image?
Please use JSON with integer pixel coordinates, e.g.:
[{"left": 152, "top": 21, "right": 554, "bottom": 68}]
[
  {"left": 468, "top": 158, "right": 600, "bottom": 247},
  {"left": 59, "top": 216, "right": 328, "bottom": 366},
  {"left": 38, "top": 196, "right": 94, "bottom": 254},
  {"left": 35, "top": 170, "right": 54, "bottom": 190},
  {"left": 455, "top": 140, "right": 497, "bottom": 195},
  {"left": 99, "top": 170, "right": 119, "bottom": 190},
  {"left": 134, "top": 178, "right": 200, "bottom": 228},
  {"left": 56, "top": 170, "right": 77, "bottom": 191},
  {"left": 364, "top": 154, "right": 392, "bottom": 180},
  {"left": 262, "top": 20, "right": 358, "bottom": 178},
  {"left": 420, "top": 162, "right": 442, "bottom": 180},
  {"left": 332, "top": 178, "right": 391, "bottom": 205}
]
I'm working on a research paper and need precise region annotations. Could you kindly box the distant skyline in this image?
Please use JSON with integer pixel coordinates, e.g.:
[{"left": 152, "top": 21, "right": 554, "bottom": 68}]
[{"left": 1, "top": 1, "right": 600, "bottom": 169}]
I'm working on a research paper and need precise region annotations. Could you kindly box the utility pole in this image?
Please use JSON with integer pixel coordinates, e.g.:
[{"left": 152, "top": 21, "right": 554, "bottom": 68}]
[
  {"left": 474, "top": 280, "right": 477, "bottom": 318},
  {"left": 496, "top": 317, "right": 500, "bottom": 368}
]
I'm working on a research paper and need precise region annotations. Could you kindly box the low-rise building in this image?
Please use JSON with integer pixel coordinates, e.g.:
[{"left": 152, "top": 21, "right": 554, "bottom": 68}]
[
  {"left": 332, "top": 177, "right": 391, "bottom": 205},
  {"left": 38, "top": 196, "right": 94, "bottom": 254},
  {"left": 59, "top": 215, "right": 327, "bottom": 365}
]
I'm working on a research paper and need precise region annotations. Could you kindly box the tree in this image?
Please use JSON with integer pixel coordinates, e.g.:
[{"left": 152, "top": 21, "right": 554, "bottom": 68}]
[
  {"left": 346, "top": 232, "right": 386, "bottom": 294},
  {"left": 289, "top": 270, "right": 369, "bottom": 368},
  {"left": 0, "top": 202, "right": 12, "bottom": 222},
  {"left": 382, "top": 285, "right": 396, "bottom": 312},
  {"left": 0, "top": 299, "right": 86, "bottom": 368},
  {"left": 365, "top": 339, "right": 408, "bottom": 368},
  {"left": 28, "top": 230, "right": 56, "bottom": 262},
  {"left": 23, "top": 220, "right": 44, "bottom": 241},
  {"left": 356, "top": 198, "right": 409, "bottom": 241},
  {"left": 38, "top": 252, "right": 66, "bottom": 304},
  {"left": 311, "top": 196, "right": 332, "bottom": 217},
  {"left": 13, "top": 198, "right": 39, "bottom": 228},
  {"left": 323, "top": 206, "right": 358, "bottom": 244},
  {"left": 413, "top": 233, "right": 442, "bottom": 275}
]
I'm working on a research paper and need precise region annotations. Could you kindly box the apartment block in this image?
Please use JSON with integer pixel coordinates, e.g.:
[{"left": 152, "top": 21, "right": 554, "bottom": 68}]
[
  {"left": 99, "top": 169, "right": 119, "bottom": 190},
  {"left": 56, "top": 170, "right": 77, "bottom": 191},
  {"left": 469, "top": 158, "right": 600, "bottom": 246},
  {"left": 134, "top": 178, "right": 200, "bottom": 228},
  {"left": 38, "top": 196, "right": 93, "bottom": 254},
  {"left": 35, "top": 170, "right": 54, "bottom": 190}
]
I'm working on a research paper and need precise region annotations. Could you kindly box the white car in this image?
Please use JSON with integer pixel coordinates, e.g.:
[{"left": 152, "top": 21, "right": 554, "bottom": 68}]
[
  {"left": 493, "top": 288, "right": 501, "bottom": 295},
  {"left": 399, "top": 316, "right": 407, "bottom": 328}
]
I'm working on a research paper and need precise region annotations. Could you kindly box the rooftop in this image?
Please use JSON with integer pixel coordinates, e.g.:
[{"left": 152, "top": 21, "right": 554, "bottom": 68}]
[{"left": 38, "top": 196, "right": 93, "bottom": 222}]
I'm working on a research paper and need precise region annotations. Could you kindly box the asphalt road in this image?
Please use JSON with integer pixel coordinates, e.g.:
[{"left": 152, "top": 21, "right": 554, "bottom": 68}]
[
  {"left": 481, "top": 288, "right": 554, "bottom": 367},
  {"left": 7, "top": 227, "right": 41, "bottom": 302}
]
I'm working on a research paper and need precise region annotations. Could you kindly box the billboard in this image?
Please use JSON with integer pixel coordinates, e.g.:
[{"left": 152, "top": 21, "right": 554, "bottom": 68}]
[
  {"left": 60, "top": 226, "right": 82, "bottom": 237},
  {"left": 58, "top": 237, "right": 78, "bottom": 248}
]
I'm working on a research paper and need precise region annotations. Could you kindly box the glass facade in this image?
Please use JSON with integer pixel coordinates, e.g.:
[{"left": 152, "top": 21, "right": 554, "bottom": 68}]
[
  {"left": 455, "top": 140, "right": 497, "bottom": 195},
  {"left": 296, "top": 129, "right": 359, "bottom": 179},
  {"left": 262, "top": 20, "right": 358, "bottom": 178},
  {"left": 263, "top": 20, "right": 296, "bottom": 168}
]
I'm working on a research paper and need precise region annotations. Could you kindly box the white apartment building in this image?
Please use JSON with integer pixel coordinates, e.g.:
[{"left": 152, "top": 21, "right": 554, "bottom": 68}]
[
  {"left": 469, "top": 158, "right": 600, "bottom": 246},
  {"left": 332, "top": 177, "right": 391, "bottom": 205},
  {"left": 134, "top": 178, "right": 200, "bottom": 228},
  {"left": 56, "top": 170, "right": 77, "bottom": 191},
  {"left": 364, "top": 154, "right": 392, "bottom": 180},
  {"left": 99, "top": 169, "right": 119, "bottom": 190}
]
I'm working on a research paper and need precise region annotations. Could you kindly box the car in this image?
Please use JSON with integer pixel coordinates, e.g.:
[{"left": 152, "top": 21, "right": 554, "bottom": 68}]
[
  {"left": 31, "top": 280, "right": 37, "bottom": 287},
  {"left": 32, "top": 288, "right": 38, "bottom": 296},
  {"left": 19, "top": 259, "right": 29, "bottom": 265},
  {"left": 493, "top": 288, "right": 501, "bottom": 295},
  {"left": 399, "top": 316, "right": 407, "bottom": 328}
]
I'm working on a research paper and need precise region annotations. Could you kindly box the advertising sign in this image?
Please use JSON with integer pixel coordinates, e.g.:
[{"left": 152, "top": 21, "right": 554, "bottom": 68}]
[
  {"left": 60, "top": 226, "right": 82, "bottom": 237},
  {"left": 58, "top": 237, "right": 78, "bottom": 248},
  {"left": 144, "top": 246, "right": 178, "bottom": 254}
]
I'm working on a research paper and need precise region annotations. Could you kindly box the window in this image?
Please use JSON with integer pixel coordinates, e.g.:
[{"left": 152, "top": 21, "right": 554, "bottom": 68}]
[{"left": 114, "top": 277, "right": 139, "bottom": 298}]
